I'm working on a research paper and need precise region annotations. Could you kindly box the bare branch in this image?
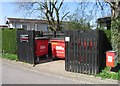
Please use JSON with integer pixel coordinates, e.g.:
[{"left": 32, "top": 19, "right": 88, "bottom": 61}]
[
  {"left": 58, "top": 0, "right": 64, "bottom": 11},
  {"left": 98, "top": 1, "right": 104, "bottom": 10},
  {"left": 61, "top": 12, "right": 70, "bottom": 23},
  {"left": 54, "top": 0, "right": 58, "bottom": 5},
  {"left": 105, "top": 0, "right": 115, "bottom": 8},
  {"left": 16, "top": 0, "right": 68, "bottom": 31}
]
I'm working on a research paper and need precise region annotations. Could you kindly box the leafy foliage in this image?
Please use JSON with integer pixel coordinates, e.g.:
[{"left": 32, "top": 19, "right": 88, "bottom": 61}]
[
  {"left": 2, "top": 28, "right": 17, "bottom": 54},
  {"left": 0, "top": 29, "right": 2, "bottom": 52},
  {"left": 97, "top": 23, "right": 120, "bottom": 63},
  {"left": 103, "top": 29, "right": 111, "bottom": 42},
  {"left": 111, "top": 17, "right": 120, "bottom": 63},
  {"left": 97, "top": 67, "right": 119, "bottom": 80},
  {"left": 118, "top": 70, "right": 120, "bottom": 80},
  {"left": 66, "top": 13, "right": 91, "bottom": 30},
  {"left": 2, "top": 53, "right": 18, "bottom": 61},
  {"left": 66, "top": 19, "right": 90, "bottom": 30},
  {"left": 97, "top": 27, "right": 111, "bottom": 42}
]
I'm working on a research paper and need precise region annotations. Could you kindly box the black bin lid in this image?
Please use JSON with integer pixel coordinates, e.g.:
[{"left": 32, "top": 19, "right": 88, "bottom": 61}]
[{"left": 35, "top": 37, "right": 49, "bottom": 40}]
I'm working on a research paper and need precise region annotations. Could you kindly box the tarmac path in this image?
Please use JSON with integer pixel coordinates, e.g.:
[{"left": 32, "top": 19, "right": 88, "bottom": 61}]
[
  {"left": 2, "top": 59, "right": 85, "bottom": 84},
  {"left": 1, "top": 58, "right": 119, "bottom": 85}
]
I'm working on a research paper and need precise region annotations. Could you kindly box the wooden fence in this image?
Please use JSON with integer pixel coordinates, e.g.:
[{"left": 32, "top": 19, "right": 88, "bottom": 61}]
[{"left": 64, "top": 30, "right": 112, "bottom": 75}]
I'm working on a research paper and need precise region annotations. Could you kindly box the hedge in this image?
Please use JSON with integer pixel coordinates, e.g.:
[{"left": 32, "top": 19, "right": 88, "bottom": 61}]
[
  {"left": 2, "top": 28, "right": 17, "bottom": 54},
  {"left": 0, "top": 30, "right": 2, "bottom": 52},
  {"left": 111, "top": 18, "right": 120, "bottom": 63},
  {"left": 103, "top": 29, "right": 111, "bottom": 43}
]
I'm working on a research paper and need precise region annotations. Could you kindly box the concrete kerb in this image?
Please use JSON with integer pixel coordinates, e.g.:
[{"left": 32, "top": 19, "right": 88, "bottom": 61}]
[{"left": 2, "top": 58, "right": 119, "bottom": 84}]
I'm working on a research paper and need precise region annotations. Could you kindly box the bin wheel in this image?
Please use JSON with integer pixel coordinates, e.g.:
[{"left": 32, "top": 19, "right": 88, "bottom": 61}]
[
  {"left": 37, "top": 57, "right": 39, "bottom": 61},
  {"left": 52, "top": 56, "right": 56, "bottom": 61},
  {"left": 33, "top": 64, "right": 36, "bottom": 67},
  {"left": 46, "top": 55, "right": 48, "bottom": 58},
  {"left": 35, "top": 57, "right": 39, "bottom": 64}
]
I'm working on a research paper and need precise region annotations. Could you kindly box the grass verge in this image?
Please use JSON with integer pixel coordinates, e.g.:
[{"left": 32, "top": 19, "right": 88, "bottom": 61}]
[{"left": 2, "top": 53, "right": 18, "bottom": 61}]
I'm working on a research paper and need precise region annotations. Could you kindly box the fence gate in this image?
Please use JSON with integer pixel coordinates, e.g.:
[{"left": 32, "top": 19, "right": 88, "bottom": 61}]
[
  {"left": 17, "top": 30, "right": 36, "bottom": 64},
  {"left": 65, "top": 30, "right": 111, "bottom": 75}
]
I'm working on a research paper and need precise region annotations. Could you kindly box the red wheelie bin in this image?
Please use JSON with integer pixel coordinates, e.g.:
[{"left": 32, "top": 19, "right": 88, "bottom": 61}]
[
  {"left": 35, "top": 37, "right": 49, "bottom": 57},
  {"left": 50, "top": 38, "right": 65, "bottom": 59}
]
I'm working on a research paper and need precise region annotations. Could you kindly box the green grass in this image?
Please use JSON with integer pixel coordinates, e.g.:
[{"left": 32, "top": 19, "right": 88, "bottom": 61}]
[
  {"left": 2, "top": 53, "right": 18, "bottom": 61},
  {"left": 96, "top": 66, "right": 120, "bottom": 80}
]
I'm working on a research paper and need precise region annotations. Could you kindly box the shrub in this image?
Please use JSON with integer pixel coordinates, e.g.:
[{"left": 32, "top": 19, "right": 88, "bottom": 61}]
[
  {"left": 103, "top": 30, "right": 111, "bottom": 42},
  {"left": 97, "top": 27, "right": 111, "bottom": 42},
  {"left": 0, "top": 29, "right": 2, "bottom": 52},
  {"left": 97, "top": 67, "right": 119, "bottom": 80},
  {"left": 118, "top": 70, "right": 120, "bottom": 80},
  {"left": 2, "top": 53, "right": 18, "bottom": 61},
  {"left": 111, "top": 18, "right": 120, "bottom": 63},
  {"left": 2, "top": 28, "right": 17, "bottom": 54}
]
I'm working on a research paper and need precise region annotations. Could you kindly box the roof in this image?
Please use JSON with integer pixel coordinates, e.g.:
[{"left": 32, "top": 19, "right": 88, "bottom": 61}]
[
  {"left": 7, "top": 18, "right": 48, "bottom": 24},
  {"left": 0, "top": 25, "right": 8, "bottom": 28},
  {"left": 96, "top": 17, "right": 111, "bottom": 24}
]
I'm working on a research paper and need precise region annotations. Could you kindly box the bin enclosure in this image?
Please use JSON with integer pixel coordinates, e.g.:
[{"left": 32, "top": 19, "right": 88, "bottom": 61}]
[
  {"left": 106, "top": 51, "right": 118, "bottom": 67},
  {"left": 17, "top": 30, "right": 49, "bottom": 64},
  {"left": 50, "top": 39, "right": 65, "bottom": 59},
  {"left": 17, "top": 30, "right": 35, "bottom": 64}
]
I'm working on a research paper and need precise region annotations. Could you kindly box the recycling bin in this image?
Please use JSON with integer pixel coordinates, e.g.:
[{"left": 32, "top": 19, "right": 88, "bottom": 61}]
[
  {"left": 106, "top": 51, "right": 118, "bottom": 67},
  {"left": 50, "top": 38, "right": 65, "bottom": 59},
  {"left": 35, "top": 37, "right": 49, "bottom": 57}
]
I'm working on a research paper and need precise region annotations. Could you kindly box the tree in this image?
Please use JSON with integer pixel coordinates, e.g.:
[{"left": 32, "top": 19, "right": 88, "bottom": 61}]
[
  {"left": 104, "top": 0, "right": 120, "bottom": 59},
  {"left": 105, "top": 0, "right": 120, "bottom": 19},
  {"left": 66, "top": 12, "right": 91, "bottom": 30},
  {"left": 76, "top": 1, "right": 111, "bottom": 23},
  {"left": 98, "top": 0, "right": 120, "bottom": 61},
  {"left": 17, "top": 0, "right": 69, "bottom": 31},
  {"left": 76, "top": 0, "right": 120, "bottom": 59}
]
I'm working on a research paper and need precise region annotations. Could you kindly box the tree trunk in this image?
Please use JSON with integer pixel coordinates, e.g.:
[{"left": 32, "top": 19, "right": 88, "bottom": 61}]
[{"left": 105, "top": 0, "right": 120, "bottom": 19}]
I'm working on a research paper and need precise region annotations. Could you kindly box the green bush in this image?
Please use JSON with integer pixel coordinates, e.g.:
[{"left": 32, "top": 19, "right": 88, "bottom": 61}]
[
  {"left": 111, "top": 18, "right": 120, "bottom": 63},
  {"left": 97, "top": 27, "right": 111, "bottom": 42},
  {"left": 0, "top": 29, "right": 2, "bottom": 52},
  {"left": 2, "top": 53, "right": 18, "bottom": 61},
  {"left": 2, "top": 28, "right": 17, "bottom": 54},
  {"left": 118, "top": 70, "right": 120, "bottom": 80},
  {"left": 103, "top": 30, "right": 111, "bottom": 42},
  {"left": 97, "top": 67, "right": 119, "bottom": 80}
]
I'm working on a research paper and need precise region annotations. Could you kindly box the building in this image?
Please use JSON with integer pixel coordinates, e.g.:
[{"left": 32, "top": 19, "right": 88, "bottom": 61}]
[
  {"left": 6, "top": 18, "right": 48, "bottom": 31},
  {"left": 96, "top": 17, "right": 111, "bottom": 30},
  {"left": 0, "top": 25, "right": 8, "bottom": 29}
]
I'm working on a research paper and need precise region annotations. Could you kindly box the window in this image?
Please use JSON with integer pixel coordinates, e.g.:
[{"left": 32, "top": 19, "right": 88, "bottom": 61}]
[
  {"left": 22, "top": 25, "right": 27, "bottom": 29},
  {"left": 35, "top": 24, "right": 38, "bottom": 31}
]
